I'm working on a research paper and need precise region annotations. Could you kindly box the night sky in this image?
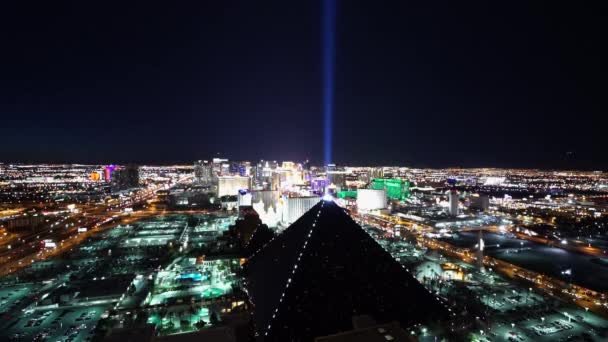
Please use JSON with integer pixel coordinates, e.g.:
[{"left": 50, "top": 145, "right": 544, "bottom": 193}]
[{"left": 1, "top": 1, "right": 606, "bottom": 169}]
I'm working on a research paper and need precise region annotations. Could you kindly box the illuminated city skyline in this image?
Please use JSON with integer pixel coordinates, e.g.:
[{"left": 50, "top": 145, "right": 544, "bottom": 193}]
[
  {"left": 1, "top": 1, "right": 608, "bottom": 340},
  {"left": 1, "top": 161, "right": 608, "bottom": 341}
]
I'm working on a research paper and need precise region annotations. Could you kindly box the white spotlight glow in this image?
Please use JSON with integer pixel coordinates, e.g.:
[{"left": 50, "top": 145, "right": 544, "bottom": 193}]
[{"left": 323, "top": 194, "right": 334, "bottom": 202}]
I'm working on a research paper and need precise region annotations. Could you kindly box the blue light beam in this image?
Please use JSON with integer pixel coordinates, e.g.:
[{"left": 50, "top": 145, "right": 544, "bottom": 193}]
[{"left": 323, "top": 0, "right": 336, "bottom": 166}]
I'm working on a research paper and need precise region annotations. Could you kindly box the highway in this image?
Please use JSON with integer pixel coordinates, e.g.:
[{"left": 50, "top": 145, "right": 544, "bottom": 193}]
[
  {"left": 0, "top": 190, "right": 219, "bottom": 277},
  {"left": 0, "top": 188, "right": 160, "bottom": 276}
]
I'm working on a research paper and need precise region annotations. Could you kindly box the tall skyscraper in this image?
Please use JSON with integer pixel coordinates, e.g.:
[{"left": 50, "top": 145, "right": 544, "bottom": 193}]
[
  {"left": 111, "top": 165, "right": 139, "bottom": 190},
  {"left": 327, "top": 170, "right": 347, "bottom": 188},
  {"left": 217, "top": 175, "right": 250, "bottom": 197},
  {"left": 470, "top": 194, "right": 490, "bottom": 211},
  {"left": 104, "top": 165, "right": 116, "bottom": 182},
  {"left": 212, "top": 157, "right": 229, "bottom": 175},
  {"left": 193, "top": 160, "right": 213, "bottom": 185},
  {"left": 448, "top": 189, "right": 459, "bottom": 216},
  {"left": 303, "top": 159, "right": 311, "bottom": 171}
]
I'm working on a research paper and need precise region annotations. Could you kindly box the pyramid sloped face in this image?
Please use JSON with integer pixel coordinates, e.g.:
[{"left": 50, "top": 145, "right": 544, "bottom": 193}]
[
  {"left": 246, "top": 200, "right": 445, "bottom": 341},
  {"left": 245, "top": 223, "right": 275, "bottom": 258}
]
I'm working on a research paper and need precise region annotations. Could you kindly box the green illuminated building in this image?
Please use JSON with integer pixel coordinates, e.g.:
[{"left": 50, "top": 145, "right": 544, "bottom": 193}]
[
  {"left": 335, "top": 180, "right": 410, "bottom": 201},
  {"left": 370, "top": 178, "right": 410, "bottom": 201},
  {"left": 336, "top": 189, "right": 357, "bottom": 199}
]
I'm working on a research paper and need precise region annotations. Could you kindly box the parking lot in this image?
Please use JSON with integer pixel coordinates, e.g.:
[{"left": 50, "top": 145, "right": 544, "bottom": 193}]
[
  {"left": 361, "top": 222, "right": 608, "bottom": 341},
  {"left": 5, "top": 305, "right": 107, "bottom": 342},
  {"left": 0, "top": 284, "right": 36, "bottom": 315},
  {"left": 0, "top": 213, "right": 245, "bottom": 339}
]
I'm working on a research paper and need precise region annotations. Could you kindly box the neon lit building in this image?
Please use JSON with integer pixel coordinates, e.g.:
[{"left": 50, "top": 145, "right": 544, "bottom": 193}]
[
  {"left": 89, "top": 171, "right": 102, "bottom": 182},
  {"left": 336, "top": 189, "right": 357, "bottom": 199},
  {"left": 370, "top": 178, "right": 410, "bottom": 201},
  {"left": 104, "top": 165, "right": 116, "bottom": 182},
  {"left": 217, "top": 176, "right": 250, "bottom": 197}
]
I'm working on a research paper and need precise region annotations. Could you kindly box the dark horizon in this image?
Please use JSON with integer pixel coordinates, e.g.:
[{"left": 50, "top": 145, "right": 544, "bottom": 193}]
[
  {"left": 1, "top": 1, "right": 606, "bottom": 170},
  {"left": 2, "top": 158, "right": 606, "bottom": 172}
]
